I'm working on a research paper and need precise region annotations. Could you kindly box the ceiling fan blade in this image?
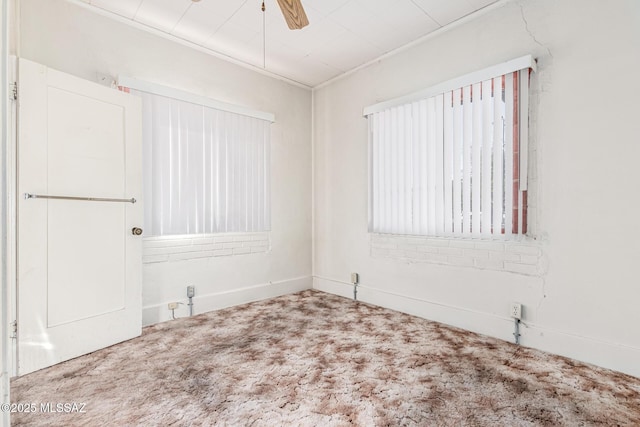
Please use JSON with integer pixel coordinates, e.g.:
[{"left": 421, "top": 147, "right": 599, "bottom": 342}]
[{"left": 276, "top": 0, "right": 309, "bottom": 30}]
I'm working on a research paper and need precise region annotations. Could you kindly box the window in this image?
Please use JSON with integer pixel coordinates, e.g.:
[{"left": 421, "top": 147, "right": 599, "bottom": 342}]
[
  {"left": 365, "top": 56, "right": 534, "bottom": 238},
  {"left": 125, "top": 83, "right": 272, "bottom": 236}
]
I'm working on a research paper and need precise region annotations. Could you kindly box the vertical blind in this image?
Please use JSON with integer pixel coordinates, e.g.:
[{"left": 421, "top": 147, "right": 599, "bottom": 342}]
[
  {"left": 134, "top": 90, "right": 271, "bottom": 236},
  {"left": 367, "top": 64, "right": 532, "bottom": 237}
]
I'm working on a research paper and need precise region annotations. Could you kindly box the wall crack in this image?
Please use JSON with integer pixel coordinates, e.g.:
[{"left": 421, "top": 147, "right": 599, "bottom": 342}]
[
  {"left": 536, "top": 276, "right": 547, "bottom": 314},
  {"left": 519, "top": 4, "right": 553, "bottom": 59}
]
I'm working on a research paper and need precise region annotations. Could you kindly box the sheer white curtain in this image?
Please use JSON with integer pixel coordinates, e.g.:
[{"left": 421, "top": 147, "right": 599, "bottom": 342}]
[{"left": 135, "top": 90, "right": 271, "bottom": 236}]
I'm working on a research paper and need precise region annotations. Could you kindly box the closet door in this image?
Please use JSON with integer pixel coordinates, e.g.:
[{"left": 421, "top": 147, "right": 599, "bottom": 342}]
[{"left": 17, "top": 58, "right": 143, "bottom": 375}]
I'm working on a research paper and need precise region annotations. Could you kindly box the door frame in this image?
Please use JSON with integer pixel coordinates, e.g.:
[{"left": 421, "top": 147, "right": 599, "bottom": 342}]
[
  {"left": 5, "top": 56, "right": 17, "bottom": 379},
  {"left": 2, "top": 54, "right": 18, "bottom": 383}
]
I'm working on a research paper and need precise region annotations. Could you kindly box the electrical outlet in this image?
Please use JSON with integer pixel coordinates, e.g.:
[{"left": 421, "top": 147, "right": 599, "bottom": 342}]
[
  {"left": 351, "top": 272, "right": 359, "bottom": 285},
  {"left": 168, "top": 302, "right": 179, "bottom": 310},
  {"left": 510, "top": 302, "right": 522, "bottom": 320},
  {"left": 187, "top": 286, "right": 195, "bottom": 298}
]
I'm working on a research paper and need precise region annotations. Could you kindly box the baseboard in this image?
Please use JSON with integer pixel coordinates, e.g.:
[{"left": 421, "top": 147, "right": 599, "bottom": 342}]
[
  {"left": 520, "top": 324, "right": 640, "bottom": 379},
  {"left": 313, "top": 276, "right": 513, "bottom": 340},
  {"left": 143, "top": 276, "right": 312, "bottom": 326},
  {"left": 313, "top": 276, "right": 640, "bottom": 379}
]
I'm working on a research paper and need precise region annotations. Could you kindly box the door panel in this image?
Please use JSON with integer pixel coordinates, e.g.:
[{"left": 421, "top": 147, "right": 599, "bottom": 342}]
[
  {"left": 47, "top": 86, "right": 126, "bottom": 197},
  {"left": 47, "top": 202, "right": 126, "bottom": 327},
  {"left": 17, "top": 58, "right": 143, "bottom": 375}
]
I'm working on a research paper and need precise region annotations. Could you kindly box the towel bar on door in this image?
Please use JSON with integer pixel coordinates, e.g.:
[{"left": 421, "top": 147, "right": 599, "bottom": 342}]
[{"left": 24, "top": 193, "right": 136, "bottom": 204}]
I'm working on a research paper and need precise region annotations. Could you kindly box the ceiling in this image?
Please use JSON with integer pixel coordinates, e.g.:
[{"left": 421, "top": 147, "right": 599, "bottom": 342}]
[{"left": 79, "top": 0, "right": 499, "bottom": 87}]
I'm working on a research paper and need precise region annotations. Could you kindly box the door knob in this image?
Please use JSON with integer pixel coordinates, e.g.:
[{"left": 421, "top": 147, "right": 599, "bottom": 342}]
[{"left": 132, "top": 227, "right": 143, "bottom": 236}]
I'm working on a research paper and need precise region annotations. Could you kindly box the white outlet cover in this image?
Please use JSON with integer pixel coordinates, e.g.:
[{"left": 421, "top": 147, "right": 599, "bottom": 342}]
[{"left": 510, "top": 303, "right": 522, "bottom": 319}]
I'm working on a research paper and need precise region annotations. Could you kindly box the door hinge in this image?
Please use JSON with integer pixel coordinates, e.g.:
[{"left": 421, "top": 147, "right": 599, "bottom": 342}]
[
  {"left": 10, "top": 82, "right": 17, "bottom": 100},
  {"left": 10, "top": 320, "right": 17, "bottom": 340}
]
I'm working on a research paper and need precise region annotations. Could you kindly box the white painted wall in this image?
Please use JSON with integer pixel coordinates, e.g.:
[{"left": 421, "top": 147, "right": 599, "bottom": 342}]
[
  {"left": 313, "top": 0, "right": 640, "bottom": 378},
  {"left": 18, "top": 0, "right": 312, "bottom": 324}
]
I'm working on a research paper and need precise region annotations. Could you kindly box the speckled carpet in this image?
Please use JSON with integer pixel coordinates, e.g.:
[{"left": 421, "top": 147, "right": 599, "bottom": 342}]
[{"left": 11, "top": 290, "right": 640, "bottom": 426}]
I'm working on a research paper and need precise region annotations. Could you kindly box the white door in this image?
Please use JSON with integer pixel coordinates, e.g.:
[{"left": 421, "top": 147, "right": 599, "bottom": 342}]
[{"left": 17, "top": 58, "right": 143, "bottom": 375}]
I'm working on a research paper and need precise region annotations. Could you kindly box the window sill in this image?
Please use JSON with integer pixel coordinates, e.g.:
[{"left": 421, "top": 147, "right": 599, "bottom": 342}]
[
  {"left": 369, "top": 233, "right": 544, "bottom": 276},
  {"left": 142, "top": 231, "right": 271, "bottom": 264}
]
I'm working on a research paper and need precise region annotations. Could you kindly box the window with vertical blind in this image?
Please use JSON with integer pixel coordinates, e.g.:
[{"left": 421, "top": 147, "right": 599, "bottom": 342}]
[
  {"left": 365, "top": 56, "right": 535, "bottom": 238},
  {"left": 123, "top": 80, "right": 273, "bottom": 237}
]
